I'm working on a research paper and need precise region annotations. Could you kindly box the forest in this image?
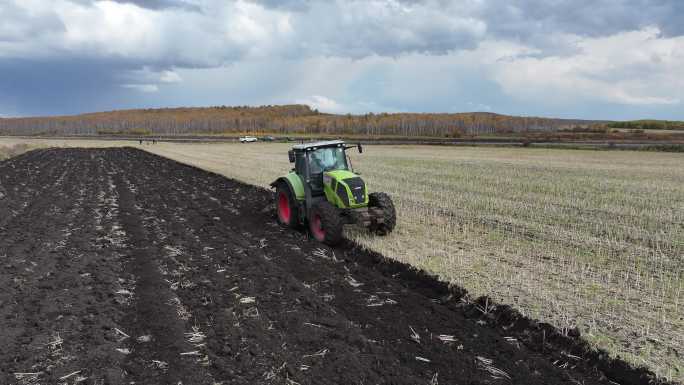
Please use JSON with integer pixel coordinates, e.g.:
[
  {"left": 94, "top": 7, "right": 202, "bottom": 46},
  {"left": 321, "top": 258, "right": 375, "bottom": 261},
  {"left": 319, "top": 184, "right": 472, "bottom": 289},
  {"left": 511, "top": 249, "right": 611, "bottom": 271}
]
[
  {"left": 605, "top": 120, "right": 684, "bottom": 131},
  {"left": 0, "top": 105, "right": 600, "bottom": 137}
]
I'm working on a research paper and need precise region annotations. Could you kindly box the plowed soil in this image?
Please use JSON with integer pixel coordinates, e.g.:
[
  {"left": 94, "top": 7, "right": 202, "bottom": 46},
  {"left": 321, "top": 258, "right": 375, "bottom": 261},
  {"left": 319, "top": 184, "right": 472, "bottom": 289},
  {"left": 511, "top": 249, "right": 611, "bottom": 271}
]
[{"left": 0, "top": 148, "right": 666, "bottom": 385}]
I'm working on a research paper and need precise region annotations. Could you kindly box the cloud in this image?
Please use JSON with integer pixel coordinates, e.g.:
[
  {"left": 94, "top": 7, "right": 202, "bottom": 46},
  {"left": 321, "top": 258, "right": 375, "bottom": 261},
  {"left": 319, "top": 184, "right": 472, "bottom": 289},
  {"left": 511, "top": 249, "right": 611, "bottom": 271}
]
[
  {"left": 485, "top": 28, "right": 684, "bottom": 106},
  {"left": 466, "top": 102, "right": 492, "bottom": 112},
  {"left": 123, "top": 67, "right": 183, "bottom": 85},
  {"left": 1, "top": 0, "right": 684, "bottom": 119},
  {"left": 0, "top": 2, "right": 64, "bottom": 43},
  {"left": 474, "top": 0, "right": 684, "bottom": 42},
  {"left": 0, "top": 57, "right": 140, "bottom": 116},
  {"left": 122, "top": 84, "right": 160, "bottom": 93},
  {"left": 3, "top": 0, "right": 683, "bottom": 65},
  {"left": 0, "top": 0, "right": 488, "bottom": 65},
  {"left": 295, "top": 95, "right": 345, "bottom": 113},
  {"left": 288, "top": 1, "right": 487, "bottom": 57},
  {"left": 0, "top": 0, "right": 293, "bottom": 67},
  {"left": 247, "top": 0, "right": 311, "bottom": 11},
  {"left": 70, "top": 0, "right": 202, "bottom": 11},
  {"left": 118, "top": 68, "right": 181, "bottom": 94},
  {"left": 159, "top": 70, "right": 182, "bottom": 83}
]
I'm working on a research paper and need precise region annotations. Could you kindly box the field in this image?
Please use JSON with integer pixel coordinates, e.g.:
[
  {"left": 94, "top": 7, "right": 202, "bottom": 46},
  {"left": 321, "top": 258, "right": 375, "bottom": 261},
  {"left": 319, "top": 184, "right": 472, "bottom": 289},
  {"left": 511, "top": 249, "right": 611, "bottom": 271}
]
[
  {"left": 1, "top": 138, "right": 683, "bottom": 382},
  {"left": 1, "top": 147, "right": 655, "bottom": 385},
  {"left": 0, "top": 143, "right": 32, "bottom": 161},
  {"left": 145, "top": 142, "right": 683, "bottom": 381}
]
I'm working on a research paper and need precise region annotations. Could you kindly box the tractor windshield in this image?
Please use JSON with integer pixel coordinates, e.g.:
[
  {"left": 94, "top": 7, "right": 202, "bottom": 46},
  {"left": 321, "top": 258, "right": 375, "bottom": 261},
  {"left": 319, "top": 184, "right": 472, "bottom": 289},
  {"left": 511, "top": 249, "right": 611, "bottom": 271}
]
[{"left": 308, "top": 147, "right": 348, "bottom": 174}]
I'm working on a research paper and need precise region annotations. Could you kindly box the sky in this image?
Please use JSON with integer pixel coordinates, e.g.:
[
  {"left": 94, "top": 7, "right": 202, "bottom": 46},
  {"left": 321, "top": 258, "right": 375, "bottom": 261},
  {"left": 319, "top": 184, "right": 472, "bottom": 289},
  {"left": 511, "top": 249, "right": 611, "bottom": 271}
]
[{"left": 1, "top": 0, "right": 683, "bottom": 120}]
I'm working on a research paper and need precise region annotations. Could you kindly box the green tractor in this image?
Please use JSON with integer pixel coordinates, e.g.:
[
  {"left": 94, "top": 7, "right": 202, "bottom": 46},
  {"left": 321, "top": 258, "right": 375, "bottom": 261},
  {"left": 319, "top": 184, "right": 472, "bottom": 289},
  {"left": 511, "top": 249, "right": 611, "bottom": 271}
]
[{"left": 270, "top": 140, "right": 396, "bottom": 246}]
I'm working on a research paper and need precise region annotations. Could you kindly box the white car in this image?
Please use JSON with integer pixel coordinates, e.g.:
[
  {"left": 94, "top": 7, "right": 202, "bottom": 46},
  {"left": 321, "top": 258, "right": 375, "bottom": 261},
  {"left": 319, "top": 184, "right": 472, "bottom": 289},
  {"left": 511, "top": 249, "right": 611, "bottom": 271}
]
[{"left": 239, "top": 136, "right": 258, "bottom": 143}]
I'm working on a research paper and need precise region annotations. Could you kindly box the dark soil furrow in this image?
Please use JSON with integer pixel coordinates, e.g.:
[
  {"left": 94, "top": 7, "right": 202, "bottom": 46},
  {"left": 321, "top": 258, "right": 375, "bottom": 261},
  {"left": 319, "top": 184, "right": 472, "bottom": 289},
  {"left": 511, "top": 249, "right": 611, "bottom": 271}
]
[
  {"left": 32, "top": 150, "right": 130, "bottom": 383},
  {"left": 107, "top": 154, "right": 215, "bottom": 385},
  {"left": 0, "top": 150, "right": 125, "bottom": 384},
  {"left": 117, "top": 152, "right": 428, "bottom": 384},
  {"left": 0, "top": 149, "right": 75, "bottom": 230}
]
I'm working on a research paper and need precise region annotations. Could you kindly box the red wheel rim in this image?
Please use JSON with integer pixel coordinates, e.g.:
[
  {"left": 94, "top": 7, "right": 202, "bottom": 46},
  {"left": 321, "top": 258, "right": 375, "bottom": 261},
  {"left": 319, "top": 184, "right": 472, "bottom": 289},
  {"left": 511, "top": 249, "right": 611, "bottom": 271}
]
[
  {"left": 278, "top": 192, "right": 290, "bottom": 223},
  {"left": 311, "top": 213, "right": 325, "bottom": 241}
]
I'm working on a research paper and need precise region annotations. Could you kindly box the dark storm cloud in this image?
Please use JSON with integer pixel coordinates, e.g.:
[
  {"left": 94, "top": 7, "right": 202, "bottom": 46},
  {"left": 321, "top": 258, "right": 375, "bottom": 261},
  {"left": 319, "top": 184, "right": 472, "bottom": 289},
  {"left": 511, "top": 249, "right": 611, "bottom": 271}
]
[
  {"left": 248, "top": 0, "right": 684, "bottom": 55},
  {"left": 247, "top": 0, "right": 311, "bottom": 11},
  {"left": 286, "top": 1, "right": 489, "bottom": 58},
  {"left": 256, "top": 0, "right": 684, "bottom": 42},
  {"left": 0, "top": 59, "right": 146, "bottom": 116},
  {"left": 643, "top": 0, "right": 684, "bottom": 36},
  {"left": 0, "top": 2, "right": 64, "bottom": 42},
  {"left": 482, "top": 0, "right": 683, "bottom": 39},
  {"left": 68, "top": 0, "right": 201, "bottom": 11},
  {"left": 113, "top": 0, "right": 202, "bottom": 11}
]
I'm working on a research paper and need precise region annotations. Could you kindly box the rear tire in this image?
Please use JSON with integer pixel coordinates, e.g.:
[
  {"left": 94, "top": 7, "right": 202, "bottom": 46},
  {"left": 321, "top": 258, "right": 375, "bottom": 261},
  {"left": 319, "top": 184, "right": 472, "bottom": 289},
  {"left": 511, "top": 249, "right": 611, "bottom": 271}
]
[
  {"left": 369, "top": 192, "right": 396, "bottom": 235},
  {"left": 275, "top": 183, "right": 301, "bottom": 229},
  {"left": 309, "top": 201, "right": 343, "bottom": 246}
]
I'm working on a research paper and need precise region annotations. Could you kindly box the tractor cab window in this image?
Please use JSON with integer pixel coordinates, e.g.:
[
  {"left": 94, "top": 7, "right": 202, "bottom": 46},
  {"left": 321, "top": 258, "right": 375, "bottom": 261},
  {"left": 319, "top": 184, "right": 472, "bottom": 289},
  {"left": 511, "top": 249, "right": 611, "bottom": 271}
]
[
  {"left": 308, "top": 147, "right": 348, "bottom": 175},
  {"left": 294, "top": 152, "right": 306, "bottom": 174}
]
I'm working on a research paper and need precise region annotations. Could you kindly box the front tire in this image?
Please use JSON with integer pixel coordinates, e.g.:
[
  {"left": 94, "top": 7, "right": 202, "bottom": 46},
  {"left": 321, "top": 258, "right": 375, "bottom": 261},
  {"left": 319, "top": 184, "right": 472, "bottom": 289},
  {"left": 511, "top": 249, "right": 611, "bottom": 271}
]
[
  {"left": 275, "top": 183, "right": 300, "bottom": 229},
  {"left": 309, "top": 201, "right": 343, "bottom": 246},
  {"left": 369, "top": 192, "right": 396, "bottom": 235}
]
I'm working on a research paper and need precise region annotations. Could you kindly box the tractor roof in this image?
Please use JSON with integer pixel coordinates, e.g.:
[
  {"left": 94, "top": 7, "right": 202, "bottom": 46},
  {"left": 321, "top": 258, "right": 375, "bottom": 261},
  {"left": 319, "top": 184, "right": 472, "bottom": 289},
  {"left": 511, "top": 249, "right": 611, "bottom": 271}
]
[{"left": 292, "top": 139, "right": 345, "bottom": 151}]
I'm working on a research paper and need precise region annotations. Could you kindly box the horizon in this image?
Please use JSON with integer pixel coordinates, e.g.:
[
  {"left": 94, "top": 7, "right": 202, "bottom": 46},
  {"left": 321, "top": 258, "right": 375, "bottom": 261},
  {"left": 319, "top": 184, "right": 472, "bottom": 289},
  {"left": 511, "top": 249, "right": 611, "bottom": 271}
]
[
  {"left": 1, "top": 1, "right": 683, "bottom": 121},
  {"left": 0, "top": 104, "right": 614, "bottom": 122}
]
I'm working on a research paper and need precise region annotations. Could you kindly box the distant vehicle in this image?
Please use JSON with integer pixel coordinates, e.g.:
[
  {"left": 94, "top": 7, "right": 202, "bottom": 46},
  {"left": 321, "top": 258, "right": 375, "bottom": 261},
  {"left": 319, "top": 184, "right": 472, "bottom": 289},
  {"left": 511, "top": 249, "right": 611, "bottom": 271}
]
[
  {"left": 262, "top": 136, "right": 276, "bottom": 142},
  {"left": 239, "top": 136, "right": 258, "bottom": 143}
]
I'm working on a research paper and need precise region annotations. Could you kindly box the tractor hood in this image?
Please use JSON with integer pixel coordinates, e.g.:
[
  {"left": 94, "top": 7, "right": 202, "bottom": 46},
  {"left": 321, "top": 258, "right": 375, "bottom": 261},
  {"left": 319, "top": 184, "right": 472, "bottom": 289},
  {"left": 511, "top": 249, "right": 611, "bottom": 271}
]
[
  {"left": 323, "top": 170, "right": 368, "bottom": 208},
  {"left": 324, "top": 169, "right": 358, "bottom": 182}
]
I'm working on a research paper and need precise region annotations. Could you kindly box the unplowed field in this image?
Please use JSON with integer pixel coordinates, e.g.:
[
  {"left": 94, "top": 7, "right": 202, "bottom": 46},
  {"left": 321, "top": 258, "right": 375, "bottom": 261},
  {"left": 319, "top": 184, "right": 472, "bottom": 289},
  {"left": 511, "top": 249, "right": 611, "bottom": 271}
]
[{"left": 0, "top": 148, "right": 665, "bottom": 385}]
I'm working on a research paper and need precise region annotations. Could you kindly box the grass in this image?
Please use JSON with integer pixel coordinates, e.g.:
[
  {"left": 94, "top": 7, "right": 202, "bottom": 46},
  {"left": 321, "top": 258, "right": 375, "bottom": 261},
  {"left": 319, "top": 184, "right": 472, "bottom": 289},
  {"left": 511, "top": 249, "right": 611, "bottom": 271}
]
[
  {"left": 0, "top": 143, "right": 33, "bottom": 160},
  {"left": 2, "top": 137, "right": 683, "bottom": 381}
]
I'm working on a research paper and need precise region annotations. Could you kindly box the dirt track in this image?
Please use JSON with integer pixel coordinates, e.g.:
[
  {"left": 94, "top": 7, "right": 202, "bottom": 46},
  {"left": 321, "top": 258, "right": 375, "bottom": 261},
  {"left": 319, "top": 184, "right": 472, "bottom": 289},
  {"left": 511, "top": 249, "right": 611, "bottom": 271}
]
[{"left": 0, "top": 148, "right": 665, "bottom": 385}]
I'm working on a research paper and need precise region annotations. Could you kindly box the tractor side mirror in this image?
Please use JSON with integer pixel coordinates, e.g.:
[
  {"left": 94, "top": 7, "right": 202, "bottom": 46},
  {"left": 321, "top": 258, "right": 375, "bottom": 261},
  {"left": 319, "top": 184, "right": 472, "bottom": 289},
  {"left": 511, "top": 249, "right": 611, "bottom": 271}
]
[
  {"left": 288, "top": 150, "right": 295, "bottom": 163},
  {"left": 357, "top": 143, "right": 363, "bottom": 154}
]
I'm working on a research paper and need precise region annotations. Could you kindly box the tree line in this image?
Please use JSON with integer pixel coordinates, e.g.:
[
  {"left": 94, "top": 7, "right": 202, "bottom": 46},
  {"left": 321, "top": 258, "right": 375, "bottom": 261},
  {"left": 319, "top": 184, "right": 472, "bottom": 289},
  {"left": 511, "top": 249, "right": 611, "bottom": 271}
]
[
  {"left": 0, "top": 105, "right": 600, "bottom": 137},
  {"left": 605, "top": 120, "right": 684, "bottom": 131}
]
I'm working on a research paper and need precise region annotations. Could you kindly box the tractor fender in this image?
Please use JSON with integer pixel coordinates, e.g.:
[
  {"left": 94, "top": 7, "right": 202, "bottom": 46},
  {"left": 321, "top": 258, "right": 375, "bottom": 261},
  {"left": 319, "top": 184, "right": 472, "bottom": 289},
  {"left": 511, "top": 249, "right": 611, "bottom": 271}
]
[{"left": 270, "top": 173, "right": 305, "bottom": 201}]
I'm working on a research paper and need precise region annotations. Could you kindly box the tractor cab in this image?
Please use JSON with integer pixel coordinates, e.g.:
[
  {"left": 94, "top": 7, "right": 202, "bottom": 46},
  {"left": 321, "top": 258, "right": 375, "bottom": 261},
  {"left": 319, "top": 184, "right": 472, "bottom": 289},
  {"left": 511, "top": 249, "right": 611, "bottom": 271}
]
[{"left": 289, "top": 140, "right": 359, "bottom": 196}]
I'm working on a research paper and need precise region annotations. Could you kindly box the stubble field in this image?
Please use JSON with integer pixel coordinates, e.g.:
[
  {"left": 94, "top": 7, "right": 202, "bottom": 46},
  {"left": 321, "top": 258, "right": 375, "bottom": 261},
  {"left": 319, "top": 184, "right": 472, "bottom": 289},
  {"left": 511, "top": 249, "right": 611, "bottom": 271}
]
[{"left": 1, "top": 137, "right": 683, "bottom": 381}]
